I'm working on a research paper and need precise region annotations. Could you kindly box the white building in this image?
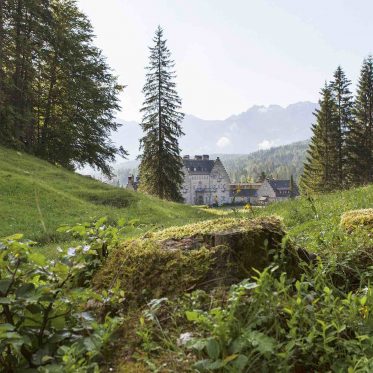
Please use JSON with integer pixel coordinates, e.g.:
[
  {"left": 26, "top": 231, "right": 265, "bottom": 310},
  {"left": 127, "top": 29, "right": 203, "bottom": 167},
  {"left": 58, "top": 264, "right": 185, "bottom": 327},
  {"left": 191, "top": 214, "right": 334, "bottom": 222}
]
[
  {"left": 181, "top": 155, "right": 231, "bottom": 206},
  {"left": 256, "top": 179, "right": 299, "bottom": 204}
]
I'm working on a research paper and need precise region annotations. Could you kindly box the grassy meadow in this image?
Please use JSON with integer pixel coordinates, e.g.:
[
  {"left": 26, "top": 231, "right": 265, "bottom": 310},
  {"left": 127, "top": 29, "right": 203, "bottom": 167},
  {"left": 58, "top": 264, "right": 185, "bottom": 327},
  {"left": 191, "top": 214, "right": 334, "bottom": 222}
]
[{"left": 0, "top": 146, "right": 214, "bottom": 245}]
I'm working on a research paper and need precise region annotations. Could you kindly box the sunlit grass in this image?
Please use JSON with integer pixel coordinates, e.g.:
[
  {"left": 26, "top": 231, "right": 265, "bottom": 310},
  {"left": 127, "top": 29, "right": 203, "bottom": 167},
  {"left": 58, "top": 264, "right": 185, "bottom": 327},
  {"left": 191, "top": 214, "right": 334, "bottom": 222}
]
[{"left": 0, "top": 146, "right": 215, "bottom": 246}]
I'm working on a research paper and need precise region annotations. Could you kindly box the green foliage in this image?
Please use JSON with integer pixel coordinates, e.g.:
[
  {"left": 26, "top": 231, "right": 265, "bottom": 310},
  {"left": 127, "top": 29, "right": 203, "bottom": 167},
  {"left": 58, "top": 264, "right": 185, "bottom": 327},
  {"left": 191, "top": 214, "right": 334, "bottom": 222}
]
[
  {"left": 138, "top": 26, "right": 185, "bottom": 201},
  {"left": 0, "top": 230, "right": 121, "bottom": 371},
  {"left": 0, "top": 0, "right": 125, "bottom": 175},
  {"left": 184, "top": 266, "right": 373, "bottom": 372},
  {"left": 301, "top": 83, "right": 340, "bottom": 193},
  {"left": 134, "top": 260, "right": 373, "bottom": 372},
  {"left": 220, "top": 141, "right": 309, "bottom": 183},
  {"left": 330, "top": 66, "right": 354, "bottom": 187},
  {"left": 302, "top": 60, "right": 373, "bottom": 193},
  {"left": 347, "top": 57, "right": 373, "bottom": 185}
]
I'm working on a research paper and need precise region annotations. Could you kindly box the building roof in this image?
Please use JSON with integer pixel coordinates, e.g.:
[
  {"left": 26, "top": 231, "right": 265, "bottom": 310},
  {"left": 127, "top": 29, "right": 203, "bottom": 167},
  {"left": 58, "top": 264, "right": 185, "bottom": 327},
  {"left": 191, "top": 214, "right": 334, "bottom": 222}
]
[
  {"left": 183, "top": 159, "right": 215, "bottom": 175},
  {"left": 267, "top": 179, "right": 299, "bottom": 197}
]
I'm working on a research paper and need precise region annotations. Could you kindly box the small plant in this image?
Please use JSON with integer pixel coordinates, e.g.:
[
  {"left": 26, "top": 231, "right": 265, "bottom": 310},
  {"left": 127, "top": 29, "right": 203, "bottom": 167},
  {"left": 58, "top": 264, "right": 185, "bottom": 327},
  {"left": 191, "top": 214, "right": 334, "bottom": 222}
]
[
  {"left": 0, "top": 218, "right": 127, "bottom": 371},
  {"left": 57, "top": 217, "right": 128, "bottom": 284}
]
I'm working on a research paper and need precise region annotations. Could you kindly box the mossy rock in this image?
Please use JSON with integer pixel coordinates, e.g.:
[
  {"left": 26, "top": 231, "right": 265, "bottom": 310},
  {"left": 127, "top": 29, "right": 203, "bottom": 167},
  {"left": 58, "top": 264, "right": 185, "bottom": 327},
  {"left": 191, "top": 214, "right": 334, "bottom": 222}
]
[
  {"left": 94, "top": 217, "right": 292, "bottom": 305},
  {"left": 340, "top": 209, "right": 373, "bottom": 233}
]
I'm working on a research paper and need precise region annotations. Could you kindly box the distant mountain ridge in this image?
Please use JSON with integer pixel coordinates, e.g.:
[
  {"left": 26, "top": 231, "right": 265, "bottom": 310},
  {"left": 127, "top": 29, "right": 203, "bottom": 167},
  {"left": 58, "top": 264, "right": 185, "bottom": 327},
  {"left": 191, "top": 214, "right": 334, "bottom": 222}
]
[{"left": 112, "top": 101, "right": 317, "bottom": 159}]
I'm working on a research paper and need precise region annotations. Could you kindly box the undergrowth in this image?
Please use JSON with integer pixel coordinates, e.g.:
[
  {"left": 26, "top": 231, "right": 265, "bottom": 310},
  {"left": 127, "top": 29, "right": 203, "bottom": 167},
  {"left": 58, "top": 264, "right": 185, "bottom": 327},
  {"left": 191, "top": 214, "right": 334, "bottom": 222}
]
[{"left": 122, "top": 228, "right": 373, "bottom": 372}]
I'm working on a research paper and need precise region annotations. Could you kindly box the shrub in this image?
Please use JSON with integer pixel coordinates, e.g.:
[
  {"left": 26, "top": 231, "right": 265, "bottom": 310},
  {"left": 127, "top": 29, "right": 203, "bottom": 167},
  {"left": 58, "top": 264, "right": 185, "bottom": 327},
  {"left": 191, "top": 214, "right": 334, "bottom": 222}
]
[{"left": 0, "top": 218, "right": 126, "bottom": 372}]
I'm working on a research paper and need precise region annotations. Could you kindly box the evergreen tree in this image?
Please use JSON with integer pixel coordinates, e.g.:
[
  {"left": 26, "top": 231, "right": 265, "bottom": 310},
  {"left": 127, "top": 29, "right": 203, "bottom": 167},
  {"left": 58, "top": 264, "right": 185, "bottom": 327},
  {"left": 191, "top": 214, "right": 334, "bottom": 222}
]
[
  {"left": 346, "top": 57, "right": 373, "bottom": 185},
  {"left": 330, "top": 66, "right": 354, "bottom": 187},
  {"left": 0, "top": 0, "right": 125, "bottom": 175},
  {"left": 301, "top": 84, "right": 339, "bottom": 192},
  {"left": 138, "top": 26, "right": 185, "bottom": 201},
  {"left": 290, "top": 174, "right": 295, "bottom": 198}
]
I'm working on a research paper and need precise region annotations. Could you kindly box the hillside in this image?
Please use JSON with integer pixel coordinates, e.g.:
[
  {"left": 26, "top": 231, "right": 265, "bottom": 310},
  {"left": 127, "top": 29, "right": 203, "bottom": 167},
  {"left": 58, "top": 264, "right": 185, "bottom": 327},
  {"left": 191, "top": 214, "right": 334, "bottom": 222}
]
[
  {"left": 256, "top": 183, "right": 373, "bottom": 252},
  {"left": 221, "top": 140, "right": 309, "bottom": 182},
  {"left": 0, "top": 146, "right": 213, "bottom": 243}
]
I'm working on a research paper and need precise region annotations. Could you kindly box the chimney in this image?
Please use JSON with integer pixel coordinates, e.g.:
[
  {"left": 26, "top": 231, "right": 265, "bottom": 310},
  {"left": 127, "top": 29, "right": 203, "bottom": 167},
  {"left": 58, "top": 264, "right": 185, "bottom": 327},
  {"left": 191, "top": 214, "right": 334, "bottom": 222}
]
[
  {"left": 195, "top": 155, "right": 203, "bottom": 160},
  {"left": 183, "top": 155, "right": 190, "bottom": 160},
  {"left": 202, "top": 155, "right": 209, "bottom": 160}
]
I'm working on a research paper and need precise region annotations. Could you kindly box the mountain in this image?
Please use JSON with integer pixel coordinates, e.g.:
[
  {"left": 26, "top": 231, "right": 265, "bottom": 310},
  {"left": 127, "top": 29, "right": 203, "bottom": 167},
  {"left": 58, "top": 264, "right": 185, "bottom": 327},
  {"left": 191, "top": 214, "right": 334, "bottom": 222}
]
[{"left": 112, "top": 101, "right": 317, "bottom": 159}]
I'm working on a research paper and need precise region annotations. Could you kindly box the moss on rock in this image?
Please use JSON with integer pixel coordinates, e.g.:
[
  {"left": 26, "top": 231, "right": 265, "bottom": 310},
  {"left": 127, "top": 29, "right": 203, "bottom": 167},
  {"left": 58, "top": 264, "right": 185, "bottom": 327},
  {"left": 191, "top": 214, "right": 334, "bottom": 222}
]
[
  {"left": 94, "top": 217, "right": 289, "bottom": 305},
  {"left": 340, "top": 209, "right": 373, "bottom": 232}
]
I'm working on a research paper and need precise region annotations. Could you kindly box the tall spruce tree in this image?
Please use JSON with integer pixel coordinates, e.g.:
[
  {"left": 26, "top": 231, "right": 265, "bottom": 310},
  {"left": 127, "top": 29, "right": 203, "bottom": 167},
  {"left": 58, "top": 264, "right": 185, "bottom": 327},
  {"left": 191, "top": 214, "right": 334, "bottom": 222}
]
[
  {"left": 346, "top": 57, "right": 373, "bottom": 185},
  {"left": 138, "top": 26, "right": 185, "bottom": 201},
  {"left": 301, "top": 83, "right": 339, "bottom": 192},
  {"left": 330, "top": 66, "right": 354, "bottom": 187}
]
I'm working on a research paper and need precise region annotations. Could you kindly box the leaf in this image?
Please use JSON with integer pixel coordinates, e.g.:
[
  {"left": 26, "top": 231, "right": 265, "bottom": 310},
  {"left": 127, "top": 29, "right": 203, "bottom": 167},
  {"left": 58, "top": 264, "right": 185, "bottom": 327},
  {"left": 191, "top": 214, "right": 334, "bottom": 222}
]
[
  {"left": 186, "top": 338, "right": 207, "bottom": 351},
  {"left": 249, "top": 331, "right": 275, "bottom": 355},
  {"left": 16, "top": 283, "right": 35, "bottom": 298},
  {"left": 26, "top": 304, "right": 43, "bottom": 314},
  {"left": 231, "top": 354, "right": 249, "bottom": 370},
  {"left": 206, "top": 338, "right": 220, "bottom": 360},
  {"left": 360, "top": 296, "right": 367, "bottom": 306},
  {"left": 186, "top": 311, "right": 200, "bottom": 321},
  {"left": 57, "top": 225, "right": 70, "bottom": 233},
  {"left": 29, "top": 252, "right": 47, "bottom": 266},
  {"left": 0, "top": 323, "right": 15, "bottom": 333},
  {"left": 52, "top": 316, "right": 66, "bottom": 330},
  {"left": 206, "top": 359, "right": 225, "bottom": 370},
  {"left": 0, "top": 279, "right": 11, "bottom": 294},
  {"left": 223, "top": 354, "right": 238, "bottom": 364},
  {"left": 0, "top": 297, "right": 12, "bottom": 304},
  {"left": 4, "top": 233, "right": 23, "bottom": 241},
  {"left": 53, "top": 262, "right": 69, "bottom": 278}
]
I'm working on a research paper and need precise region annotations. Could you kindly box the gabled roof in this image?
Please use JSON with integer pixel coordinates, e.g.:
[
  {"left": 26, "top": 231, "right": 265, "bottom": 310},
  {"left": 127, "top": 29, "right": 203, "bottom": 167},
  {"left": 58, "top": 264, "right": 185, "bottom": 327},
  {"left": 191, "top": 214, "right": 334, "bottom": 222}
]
[
  {"left": 183, "top": 159, "right": 215, "bottom": 174},
  {"left": 267, "top": 179, "right": 299, "bottom": 197}
]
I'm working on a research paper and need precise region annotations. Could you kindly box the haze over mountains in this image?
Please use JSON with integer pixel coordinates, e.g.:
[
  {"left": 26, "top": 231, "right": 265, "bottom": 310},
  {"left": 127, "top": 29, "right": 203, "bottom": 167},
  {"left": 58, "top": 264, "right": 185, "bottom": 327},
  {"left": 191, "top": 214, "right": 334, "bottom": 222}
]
[{"left": 113, "top": 101, "right": 317, "bottom": 160}]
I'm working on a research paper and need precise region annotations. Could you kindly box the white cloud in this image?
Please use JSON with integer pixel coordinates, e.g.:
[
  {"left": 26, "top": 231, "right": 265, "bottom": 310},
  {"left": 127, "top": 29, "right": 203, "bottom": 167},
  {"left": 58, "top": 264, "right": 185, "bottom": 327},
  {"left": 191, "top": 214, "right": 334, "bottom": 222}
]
[
  {"left": 258, "top": 139, "right": 275, "bottom": 150},
  {"left": 216, "top": 136, "right": 231, "bottom": 148}
]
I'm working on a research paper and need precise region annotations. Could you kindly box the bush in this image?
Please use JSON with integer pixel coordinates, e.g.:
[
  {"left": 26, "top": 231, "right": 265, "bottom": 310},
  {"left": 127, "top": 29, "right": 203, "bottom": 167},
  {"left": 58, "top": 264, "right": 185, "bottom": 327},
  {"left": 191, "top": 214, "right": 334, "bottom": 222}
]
[{"left": 0, "top": 218, "right": 126, "bottom": 372}]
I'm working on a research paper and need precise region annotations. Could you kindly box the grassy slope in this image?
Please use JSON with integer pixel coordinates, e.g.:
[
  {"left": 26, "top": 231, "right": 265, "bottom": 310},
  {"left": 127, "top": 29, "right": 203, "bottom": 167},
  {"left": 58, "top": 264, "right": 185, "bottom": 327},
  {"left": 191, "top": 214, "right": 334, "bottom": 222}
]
[
  {"left": 0, "top": 146, "right": 213, "bottom": 243},
  {"left": 256, "top": 184, "right": 373, "bottom": 252}
]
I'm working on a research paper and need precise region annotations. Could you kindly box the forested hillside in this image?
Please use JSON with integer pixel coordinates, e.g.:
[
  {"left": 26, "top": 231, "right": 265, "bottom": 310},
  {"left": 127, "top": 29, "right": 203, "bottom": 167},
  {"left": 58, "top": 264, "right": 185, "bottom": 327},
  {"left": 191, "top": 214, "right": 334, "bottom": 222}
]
[{"left": 220, "top": 140, "right": 309, "bottom": 182}]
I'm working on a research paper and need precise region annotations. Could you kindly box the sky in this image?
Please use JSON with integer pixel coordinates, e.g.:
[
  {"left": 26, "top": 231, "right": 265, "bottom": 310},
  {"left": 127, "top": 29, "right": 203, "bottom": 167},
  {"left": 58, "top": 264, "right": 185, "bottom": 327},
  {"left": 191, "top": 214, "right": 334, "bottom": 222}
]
[{"left": 78, "top": 0, "right": 373, "bottom": 122}]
